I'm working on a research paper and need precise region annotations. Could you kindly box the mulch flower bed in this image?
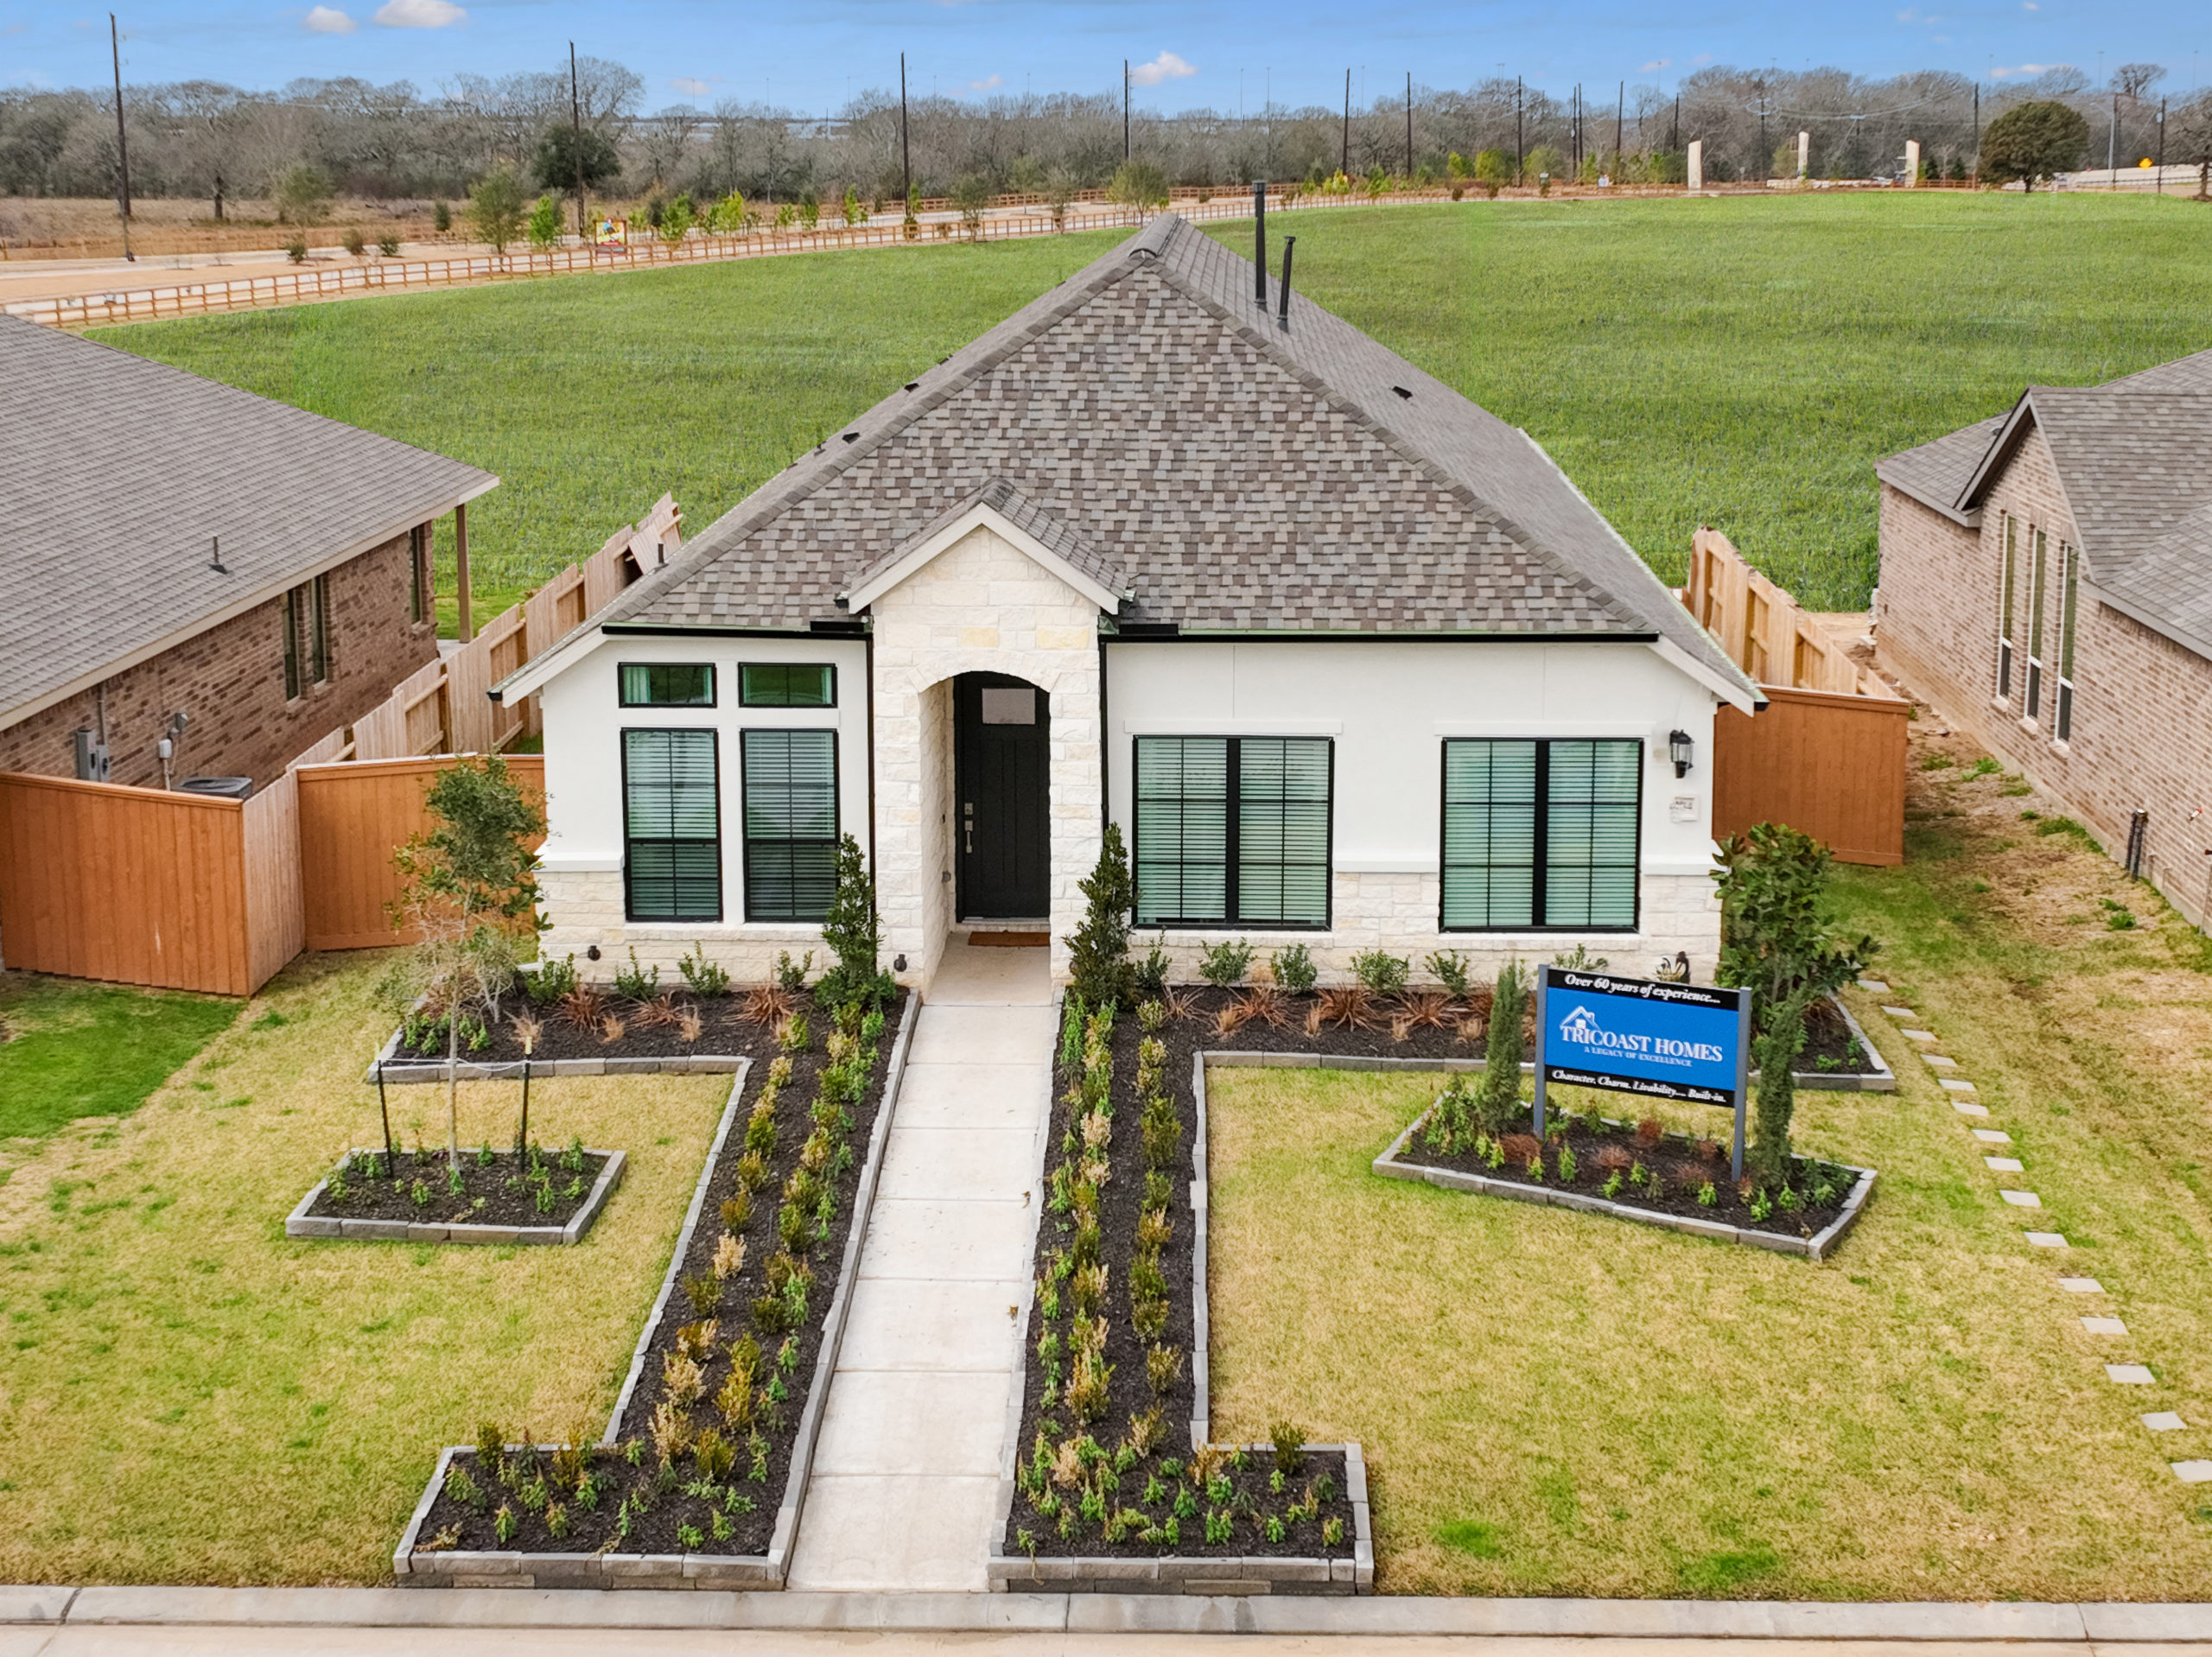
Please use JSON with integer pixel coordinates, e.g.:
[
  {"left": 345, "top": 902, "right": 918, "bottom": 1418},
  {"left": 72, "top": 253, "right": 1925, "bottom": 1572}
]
[
  {"left": 407, "top": 989, "right": 906, "bottom": 1562},
  {"left": 387, "top": 984, "right": 777, "bottom": 1066},
  {"left": 1390, "top": 1092, "right": 1860, "bottom": 1236},
  {"left": 1010, "top": 994, "right": 1354, "bottom": 1561},
  {"left": 305, "top": 1144, "right": 610, "bottom": 1227}
]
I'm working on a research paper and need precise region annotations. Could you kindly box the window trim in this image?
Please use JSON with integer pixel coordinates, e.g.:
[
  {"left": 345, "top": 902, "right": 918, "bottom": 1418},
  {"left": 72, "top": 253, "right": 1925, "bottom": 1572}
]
[
  {"left": 1437, "top": 736, "right": 1644, "bottom": 934},
  {"left": 308, "top": 575, "right": 331, "bottom": 687},
  {"left": 738, "top": 662, "right": 839, "bottom": 708},
  {"left": 739, "top": 727, "right": 842, "bottom": 924},
  {"left": 2056, "top": 539, "right": 2078, "bottom": 741},
  {"left": 408, "top": 524, "right": 431, "bottom": 626},
  {"left": 282, "top": 586, "right": 302, "bottom": 702},
  {"left": 620, "top": 727, "right": 724, "bottom": 924},
  {"left": 2025, "top": 527, "right": 2048, "bottom": 722},
  {"left": 1996, "top": 514, "right": 2017, "bottom": 699},
  {"left": 1129, "top": 733, "right": 1333, "bottom": 931},
  {"left": 618, "top": 662, "right": 718, "bottom": 708}
]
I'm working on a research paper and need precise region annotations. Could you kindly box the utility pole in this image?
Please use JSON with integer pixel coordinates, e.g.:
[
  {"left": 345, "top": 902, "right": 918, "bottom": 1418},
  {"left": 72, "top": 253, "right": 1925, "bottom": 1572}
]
[
  {"left": 2156, "top": 96, "right": 2167, "bottom": 191},
  {"left": 1516, "top": 77, "right": 1523, "bottom": 186},
  {"left": 2108, "top": 87, "right": 2118, "bottom": 187},
  {"left": 1342, "top": 68, "right": 1351, "bottom": 177},
  {"left": 1973, "top": 82, "right": 1980, "bottom": 176},
  {"left": 900, "top": 52, "right": 911, "bottom": 200},
  {"left": 1672, "top": 93, "right": 1680, "bottom": 154},
  {"left": 110, "top": 14, "right": 133, "bottom": 262},
  {"left": 1405, "top": 71, "right": 1413, "bottom": 176},
  {"left": 1615, "top": 80, "right": 1624, "bottom": 168},
  {"left": 569, "top": 42, "right": 586, "bottom": 240}
]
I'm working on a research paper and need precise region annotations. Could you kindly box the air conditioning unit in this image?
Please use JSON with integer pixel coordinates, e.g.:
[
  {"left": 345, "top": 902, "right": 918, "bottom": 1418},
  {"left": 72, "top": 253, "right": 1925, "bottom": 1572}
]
[{"left": 73, "top": 728, "right": 110, "bottom": 783}]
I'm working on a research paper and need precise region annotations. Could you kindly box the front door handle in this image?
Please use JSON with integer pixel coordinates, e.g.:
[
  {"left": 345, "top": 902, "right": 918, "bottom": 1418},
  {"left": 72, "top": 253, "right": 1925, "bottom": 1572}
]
[{"left": 963, "top": 800, "right": 973, "bottom": 854}]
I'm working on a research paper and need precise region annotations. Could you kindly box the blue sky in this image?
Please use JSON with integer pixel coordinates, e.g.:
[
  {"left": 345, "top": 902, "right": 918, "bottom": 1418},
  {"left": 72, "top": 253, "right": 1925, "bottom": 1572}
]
[{"left": 4, "top": 0, "right": 2208, "bottom": 105}]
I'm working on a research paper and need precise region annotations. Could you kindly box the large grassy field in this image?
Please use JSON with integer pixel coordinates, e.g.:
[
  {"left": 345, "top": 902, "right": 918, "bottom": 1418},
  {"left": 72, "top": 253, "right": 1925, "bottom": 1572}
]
[
  {"left": 1205, "top": 733, "right": 2212, "bottom": 1599},
  {"left": 0, "top": 951, "right": 726, "bottom": 1584},
  {"left": 97, "top": 193, "right": 2211, "bottom": 617}
]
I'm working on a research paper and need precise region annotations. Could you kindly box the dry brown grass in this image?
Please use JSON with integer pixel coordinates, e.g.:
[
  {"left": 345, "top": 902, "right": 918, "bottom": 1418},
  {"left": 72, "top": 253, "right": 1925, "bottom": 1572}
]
[
  {"left": 1208, "top": 763, "right": 2212, "bottom": 1602},
  {"left": 0, "top": 949, "right": 725, "bottom": 1585}
]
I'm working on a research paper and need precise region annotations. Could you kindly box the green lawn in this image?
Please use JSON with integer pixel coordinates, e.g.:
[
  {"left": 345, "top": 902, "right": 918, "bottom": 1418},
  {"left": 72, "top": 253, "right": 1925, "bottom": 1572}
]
[
  {"left": 0, "top": 951, "right": 726, "bottom": 1584},
  {"left": 0, "top": 975, "right": 238, "bottom": 1143},
  {"left": 1205, "top": 737, "right": 2212, "bottom": 1599},
  {"left": 95, "top": 193, "right": 2212, "bottom": 616}
]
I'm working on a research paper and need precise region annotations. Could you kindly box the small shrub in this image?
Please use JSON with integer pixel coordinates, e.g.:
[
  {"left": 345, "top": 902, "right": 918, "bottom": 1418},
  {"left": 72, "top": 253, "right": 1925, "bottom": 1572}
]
[
  {"left": 1270, "top": 943, "right": 1318, "bottom": 994},
  {"left": 1697, "top": 1180, "right": 1718, "bottom": 1208},
  {"left": 377, "top": 232, "right": 401, "bottom": 257},
  {"left": 1351, "top": 949, "right": 1409, "bottom": 997},
  {"left": 1919, "top": 752, "right": 1955, "bottom": 771},
  {"left": 1198, "top": 937, "right": 1254, "bottom": 987},
  {"left": 1269, "top": 1421, "right": 1306, "bottom": 1476},
  {"left": 1134, "top": 936, "right": 1173, "bottom": 999},
  {"left": 1313, "top": 984, "right": 1376, "bottom": 1030},
  {"left": 615, "top": 947, "right": 659, "bottom": 1000},
  {"left": 1425, "top": 949, "right": 1471, "bottom": 998},
  {"left": 774, "top": 950, "right": 812, "bottom": 991},
  {"left": 683, "top": 1273, "right": 721, "bottom": 1316},
  {"left": 1146, "top": 1343, "right": 1183, "bottom": 1394},
  {"left": 285, "top": 236, "right": 308, "bottom": 263},
  {"left": 680, "top": 942, "right": 730, "bottom": 996},
  {"left": 1068, "top": 825, "right": 1138, "bottom": 1010}
]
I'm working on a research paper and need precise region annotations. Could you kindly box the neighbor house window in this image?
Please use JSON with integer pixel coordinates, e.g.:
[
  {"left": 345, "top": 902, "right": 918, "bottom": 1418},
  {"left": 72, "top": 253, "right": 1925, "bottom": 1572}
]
[
  {"left": 1133, "top": 736, "right": 1331, "bottom": 928},
  {"left": 408, "top": 524, "right": 432, "bottom": 625},
  {"left": 2025, "top": 528, "right": 2048, "bottom": 721},
  {"left": 740, "top": 663, "right": 836, "bottom": 707},
  {"left": 1440, "top": 739, "right": 1641, "bottom": 930},
  {"left": 283, "top": 577, "right": 330, "bottom": 699},
  {"left": 1996, "top": 515, "right": 2017, "bottom": 698},
  {"left": 620, "top": 663, "right": 716, "bottom": 706},
  {"left": 2056, "top": 541, "right": 2078, "bottom": 741},
  {"left": 623, "top": 728, "right": 721, "bottom": 922},
  {"left": 741, "top": 729, "right": 838, "bottom": 922}
]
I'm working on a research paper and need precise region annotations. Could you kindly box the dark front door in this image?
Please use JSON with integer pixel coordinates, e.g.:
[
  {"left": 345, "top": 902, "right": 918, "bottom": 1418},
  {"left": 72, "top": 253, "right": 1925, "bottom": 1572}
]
[{"left": 955, "top": 672, "right": 1050, "bottom": 920}]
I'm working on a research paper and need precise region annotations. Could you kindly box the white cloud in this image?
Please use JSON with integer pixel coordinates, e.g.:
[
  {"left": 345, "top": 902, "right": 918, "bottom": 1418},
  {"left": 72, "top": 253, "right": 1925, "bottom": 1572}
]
[
  {"left": 1990, "top": 61, "right": 2064, "bottom": 78},
  {"left": 304, "top": 6, "right": 355, "bottom": 31},
  {"left": 1127, "top": 51, "right": 1196, "bottom": 87},
  {"left": 2022, "top": 3, "right": 2038, "bottom": 10},
  {"left": 1639, "top": 58, "right": 1670, "bottom": 73},
  {"left": 965, "top": 73, "right": 1004, "bottom": 92},
  {"left": 669, "top": 76, "right": 715, "bottom": 98},
  {"left": 1692, "top": 52, "right": 1713, "bottom": 65},
  {"left": 372, "top": 0, "right": 463, "bottom": 27}
]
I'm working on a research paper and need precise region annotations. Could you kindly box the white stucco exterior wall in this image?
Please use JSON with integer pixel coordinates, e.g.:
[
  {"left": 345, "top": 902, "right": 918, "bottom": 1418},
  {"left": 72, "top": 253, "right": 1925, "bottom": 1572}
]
[
  {"left": 533, "top": 631, "right": 872, "bottom": 982},
  {"left": 1103, "top": 638, "right": 1723, "bottom": 981}
]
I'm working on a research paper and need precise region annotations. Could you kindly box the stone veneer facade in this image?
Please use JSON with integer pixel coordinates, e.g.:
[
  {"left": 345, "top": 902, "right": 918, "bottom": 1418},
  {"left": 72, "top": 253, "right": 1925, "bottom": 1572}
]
[
  {"left": 0, "top": 530, "right": 435, "bottom": 790},
  {"left": 1877, "top": 422, "right": 2212, "bottom": 925}
]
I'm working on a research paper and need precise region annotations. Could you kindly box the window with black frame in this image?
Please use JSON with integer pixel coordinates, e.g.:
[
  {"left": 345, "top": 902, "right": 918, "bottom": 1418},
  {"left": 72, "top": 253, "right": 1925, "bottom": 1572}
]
[
  {"left": 1133, "top": 736, "right": 1330, "bottom": 928},
  {"left": 623, "top": 728, "right": 721, "bottom": 922},
  {"left": 620, "top": 663, "right": 716, "bottom": 707},
  {"left": 739, "top": 663, "right": 835, "bottom": 707},
  {"left": 741, "top": 729, "right": 839, "bottom": 922},
  {"left": 1441, "top": 738, "right": 1640, "bottom": 930}
]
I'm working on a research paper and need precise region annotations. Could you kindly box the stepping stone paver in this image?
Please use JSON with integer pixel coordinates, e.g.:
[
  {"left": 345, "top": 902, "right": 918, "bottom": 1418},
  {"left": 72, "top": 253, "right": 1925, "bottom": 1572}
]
[
  {"left": 2081, "top": 1317, "right": 2127, "bottom": 1335},
  {"left": 1941, "top": 1078, "right": 1979, "bottom": 1094},
  {"left": 1859, "top": 979, "right": 1891, "bottom": 994},
  {"left": 1881, "top": 1005, "right": 1914, "bottom": 1018},
  {"left": 2058, "top": 1277, "right": 2105, "bottom": 1293},
  {"left": 1999, "top": 1190, "right": 2043, "bottom": 1207},
  {"left": 2025, "top": 1231, "right": 2068, "bottom": 1247},
  {"left": 1984, "top": 1156, "right": 2024, "bottom": 1171},
  {"left": 2106, "top": 1364, "right": 2156, "bottom": 1384},
  {"left": 2145, "top": 1413, "right": 2189, "bottom": 1432},
  {"left": 1952, "top": 1100, "right": 1990, "bottom": 1116},
  {"left": 1923, "top": 1053, "right": 1959, "bottom": 1070},
  {"left": 2172, "top": 1461, "right": 2212, "bottom": 1483},
  {"left": 1903, "top": 1029, "right": 1939, "bottom": 1042},
  {"left": 1972, "top": 1128, "right": 2012, "bottom": 1143}
]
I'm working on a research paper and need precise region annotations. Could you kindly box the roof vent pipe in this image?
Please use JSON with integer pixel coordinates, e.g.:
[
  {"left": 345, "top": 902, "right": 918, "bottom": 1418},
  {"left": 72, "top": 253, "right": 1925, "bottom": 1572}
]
[
  {"left": 1276, "top": 236, "right": 1296, "bottom": 329},
  {"left": 1252, "top": 180, "right": 1267, "bottom": 308}
]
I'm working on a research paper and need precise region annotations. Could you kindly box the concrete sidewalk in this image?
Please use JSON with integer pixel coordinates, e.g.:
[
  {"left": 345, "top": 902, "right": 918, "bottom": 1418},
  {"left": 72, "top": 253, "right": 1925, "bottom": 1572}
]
[{"left": 784, "top": 938, "right": 1053, "bottom": 1592}]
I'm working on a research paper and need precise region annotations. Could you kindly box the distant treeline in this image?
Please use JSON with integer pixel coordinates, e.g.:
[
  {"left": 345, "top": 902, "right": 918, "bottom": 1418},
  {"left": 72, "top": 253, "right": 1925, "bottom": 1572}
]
[{"left": 3, "top": 56, "right": 2207, "bottom": 208}]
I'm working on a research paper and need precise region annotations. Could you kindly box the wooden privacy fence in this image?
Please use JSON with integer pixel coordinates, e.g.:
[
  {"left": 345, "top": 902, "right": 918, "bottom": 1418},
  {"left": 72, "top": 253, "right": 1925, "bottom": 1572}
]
[
  {"left": 1685, "top": 527, "right": 1909, "bottom": 866},
  {"left": 298, "top": 755, "right": 544, "bottom": 950},
  {"left": 0, "top": 769, "right": 302, "bottom": 996}
]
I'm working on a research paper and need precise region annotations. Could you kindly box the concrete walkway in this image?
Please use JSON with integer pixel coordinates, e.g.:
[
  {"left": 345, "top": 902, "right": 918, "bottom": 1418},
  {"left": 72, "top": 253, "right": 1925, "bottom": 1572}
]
[{"left": 785, "top": 937, "right": 1053, "bottom": 1592}]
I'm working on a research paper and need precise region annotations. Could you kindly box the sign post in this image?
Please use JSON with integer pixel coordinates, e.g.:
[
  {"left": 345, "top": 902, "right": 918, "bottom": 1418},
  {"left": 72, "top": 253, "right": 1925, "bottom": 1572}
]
[{"left": 1535, "top": 966, "right": 1753, "bottom": 1181}]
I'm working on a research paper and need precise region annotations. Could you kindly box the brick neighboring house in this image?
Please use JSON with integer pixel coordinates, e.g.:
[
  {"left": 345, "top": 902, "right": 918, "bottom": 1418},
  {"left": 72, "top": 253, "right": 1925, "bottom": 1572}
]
[
  {"left": 0, "top": 314, "right": 498, "bottom": 792},
  {"left": 1873, "top": 345, "right": 2212, "bottom": 923}
]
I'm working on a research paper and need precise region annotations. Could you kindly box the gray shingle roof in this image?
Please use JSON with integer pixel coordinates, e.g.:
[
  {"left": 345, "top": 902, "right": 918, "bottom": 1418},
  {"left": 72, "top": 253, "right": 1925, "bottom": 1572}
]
[
  {"left": 1873, "top": 416, "right": 2002, "bottom": 524},
  {"left": 0, "top": 314, "right": 497, "bottom": 725},
  {"left": 595, "top": 216, "right": 1751, "bottom": 694}
]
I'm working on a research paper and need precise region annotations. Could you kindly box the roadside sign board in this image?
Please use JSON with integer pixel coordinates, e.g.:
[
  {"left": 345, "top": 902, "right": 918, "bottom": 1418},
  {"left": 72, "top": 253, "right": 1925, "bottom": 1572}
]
[{"left": 1534, "top": 966, "right": 1753, "bottom": 1180}]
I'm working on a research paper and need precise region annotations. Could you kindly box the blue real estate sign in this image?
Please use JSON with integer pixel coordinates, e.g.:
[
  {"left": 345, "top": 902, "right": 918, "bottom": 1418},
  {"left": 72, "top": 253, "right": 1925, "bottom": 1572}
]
[{"left": 1538, "top": 968, "right": 1748, "bottom": 1108}]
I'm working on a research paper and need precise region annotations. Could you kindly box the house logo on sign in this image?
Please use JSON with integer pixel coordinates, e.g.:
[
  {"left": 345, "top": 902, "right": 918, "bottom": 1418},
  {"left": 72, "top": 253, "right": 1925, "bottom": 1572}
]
[{"left": 1558, "top": 1005, "right": 1604, "bottom": 1047}]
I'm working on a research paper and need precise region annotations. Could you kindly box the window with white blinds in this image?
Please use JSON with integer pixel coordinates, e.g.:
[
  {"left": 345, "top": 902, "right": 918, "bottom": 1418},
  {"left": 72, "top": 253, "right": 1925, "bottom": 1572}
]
[
  {"left": 1441, "top": 738, "right": 1641, "bottom": 930},
  {"left": 741, "top": 729, "right": 839, "bottom": 923},
  {"left": 623, "top": 728, "right": 721, "bottom": 923},
  {"left": 1133, "top": 736, "right": 1331, "bottom": 928}
]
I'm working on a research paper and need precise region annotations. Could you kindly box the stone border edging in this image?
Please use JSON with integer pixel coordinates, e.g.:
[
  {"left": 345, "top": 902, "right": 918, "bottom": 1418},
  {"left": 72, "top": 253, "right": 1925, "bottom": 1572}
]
[
  {"left": 1373, "top": 1103, "right": 1877, "bottom": 1262},
  {"left": 1797, "top": 994, "right": 1897, "bottom": 1092},
  {"left": 284, "top": 1150, "right": 626, "bottom": 1246},
  {"left": 988, "top": 1046, "right": 1373, "bottom": 1597},
  {"left": 13, "top": 1584, "right": 2212, "bottom": 1639},
  {"left": 392, "top": 990, "right": 922, "bottom": 1590}
]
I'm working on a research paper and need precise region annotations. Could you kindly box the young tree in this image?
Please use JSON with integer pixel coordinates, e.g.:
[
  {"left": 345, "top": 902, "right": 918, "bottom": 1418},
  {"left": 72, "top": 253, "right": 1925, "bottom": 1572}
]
[
  {"left": 1750, "top": 982, "right": 1816, "bottom": 1184},
  {"left": 533, "top": 123, "right": 623, "bottom": 198},
  {"left": 950, "top": 174, "right": 990, "bottom": 238},
  {"left": 1471, "top": 149, "right": 1510, "bottom": 198},
  {"left": 525, "top": 192, "right": 562, "bottom": 249},
  {"left": 1105, "top": 159, "right": 1170, "bottom": 208},
  {"left": 1068, "top": 824, "right": 1136, "bottom": 1012},
  {"left": 1474, "top": 961, "right": 1529, "bottom": 1137},
  {"left": 815, "top": 833, "right": 890, "bottom": 1013},
  {"left": 1712, "top": 822, "right": 1877, "bottom": 1032},
  {"left": 272, "top": 162, "right": 333, "bottom": 225},
  {"left": 467, "top": 165, "right": 529, "bottom": 253},
  {"left": 661, "top": 192, "right": 696, "bottom": 242},
  {"left": 382, "top": 756, "right": 545, "bottom": 1170},
  {"left": 1980, "top": 99, "right": 2091, "bottom": 191}
]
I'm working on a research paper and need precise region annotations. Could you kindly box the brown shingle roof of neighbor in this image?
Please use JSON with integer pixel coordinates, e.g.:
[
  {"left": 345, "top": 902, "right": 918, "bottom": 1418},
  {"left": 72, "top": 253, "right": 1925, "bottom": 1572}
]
[
  {"left": 0, "top": 314, "right": 498, "bottom": 727},
  {"left": 1878, "top": 341, "right": 2212, "bottom": 657},
  {"left": 592, "top": 215, "right": 1753, "bottom": 695}
]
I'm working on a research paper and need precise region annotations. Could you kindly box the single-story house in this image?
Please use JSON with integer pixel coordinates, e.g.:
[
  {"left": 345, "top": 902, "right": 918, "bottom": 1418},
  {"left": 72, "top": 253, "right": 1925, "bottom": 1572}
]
[
  {"left": 499, "top": 215, "right": 1759, "bottom": 994},
  {"left": 1874, "top": 343, "right": 2212, "bottom": 922},
  {"left": 0, "top": 314, "right": 499, "bottom": 792}
]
